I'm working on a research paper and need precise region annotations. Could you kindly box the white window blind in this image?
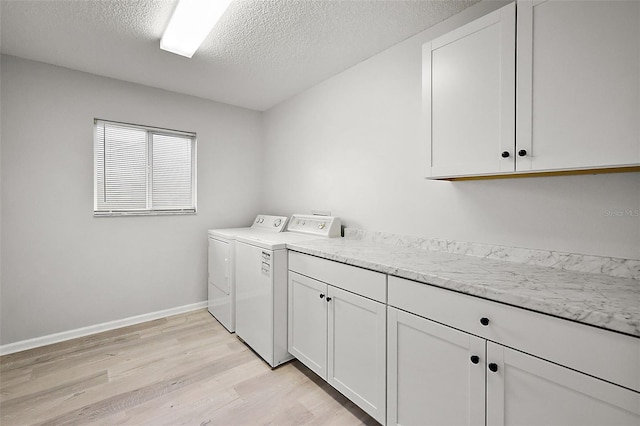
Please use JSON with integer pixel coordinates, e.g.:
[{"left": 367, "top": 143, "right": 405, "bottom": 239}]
[{"left": 94, "top": 119, "right": 196, "bottom": 216}]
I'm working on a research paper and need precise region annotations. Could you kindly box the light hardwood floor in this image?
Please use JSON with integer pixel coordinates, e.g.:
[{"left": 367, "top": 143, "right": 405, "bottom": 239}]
[{"left": 0, "top": 310, "right": 378, "bottom": 425}]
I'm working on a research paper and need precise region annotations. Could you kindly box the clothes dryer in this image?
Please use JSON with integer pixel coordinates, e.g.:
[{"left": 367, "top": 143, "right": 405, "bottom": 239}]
[{"left": 207, "top": 215, "right": 287, "bottom": 332}]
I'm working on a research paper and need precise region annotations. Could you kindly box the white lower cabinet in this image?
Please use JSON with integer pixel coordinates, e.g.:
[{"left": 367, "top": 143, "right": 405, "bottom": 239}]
[
  {"left": 387, "top": 307, "right": 485, "bottom": 426},
  {"left": 328, "top": 285, "right": 386, "bottom": 422},
  {"left": 387, "top": 305, "right": 640, "bottom": 426},
  {"left": 289, "top": 255, "right": 640, "bottom": 426},
  {"left": 288, "top": 271, "right": 328, "bottom": 379},
  {"left": 487, "top": 342, "right": 640, "bottom": 426},
  {"left": 288, "top": 269, "right": 387, "bottom": 424}
]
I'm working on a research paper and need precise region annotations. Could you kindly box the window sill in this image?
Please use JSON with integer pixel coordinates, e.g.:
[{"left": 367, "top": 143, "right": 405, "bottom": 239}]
[{"left": 94, "top": 210, "right": 196, "bottom": 217}]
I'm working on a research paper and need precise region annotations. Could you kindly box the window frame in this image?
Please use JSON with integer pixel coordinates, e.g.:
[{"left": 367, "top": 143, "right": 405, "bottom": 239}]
[{"left": 93, "top": 118, "right": 197, "bottom": 217}]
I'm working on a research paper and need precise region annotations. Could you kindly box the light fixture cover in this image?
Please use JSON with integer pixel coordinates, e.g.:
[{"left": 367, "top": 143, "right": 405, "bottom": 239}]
[{"left": 160, "top": 0, "right": 233, "bottom": 58}]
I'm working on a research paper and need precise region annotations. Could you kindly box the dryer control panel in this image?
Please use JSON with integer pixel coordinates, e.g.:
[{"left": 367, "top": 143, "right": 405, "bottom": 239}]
[
  {"left": 251, "top": 215, "right": 288, "bottom": 232},
  {"left": 287, "top": 214, "right": 341, "bottom": 237}
]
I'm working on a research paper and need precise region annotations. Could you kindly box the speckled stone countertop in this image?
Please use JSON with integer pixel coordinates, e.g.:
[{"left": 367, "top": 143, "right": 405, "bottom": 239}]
[{"left": 286, "top": 238, "right": 640, "bottom": 338}]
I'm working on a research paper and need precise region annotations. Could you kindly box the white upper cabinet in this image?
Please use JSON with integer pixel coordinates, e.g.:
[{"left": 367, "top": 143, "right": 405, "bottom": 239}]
[
  {"left": 516, "top": 0, "right": 640, "bottom": 172},
  {"left": 424, "top": 0, "right": 640, "bottom": 179},
  {"left": 424, "top": 3, "right": 516, "bottom": 178}
]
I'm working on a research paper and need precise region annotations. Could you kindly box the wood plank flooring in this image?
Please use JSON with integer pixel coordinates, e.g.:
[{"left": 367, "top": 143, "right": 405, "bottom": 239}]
[{"left": 0, "top": 310, "right": 378, "bottom": 425}]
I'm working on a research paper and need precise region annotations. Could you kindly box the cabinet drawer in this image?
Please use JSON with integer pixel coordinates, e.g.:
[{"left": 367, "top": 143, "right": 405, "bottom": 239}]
[
  {"left": 288, "top": 251, "right": 386, "bottom": 303},
  {"left": 388, "top": 275, "right": 640, "bottom": 392}
]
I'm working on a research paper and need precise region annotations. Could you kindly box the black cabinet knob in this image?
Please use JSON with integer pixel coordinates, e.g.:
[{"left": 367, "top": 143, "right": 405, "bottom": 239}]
[
  {"left": 470, "top": 355, "right": 480, "bottom": 364},
  {"left": 501, "top": 151, "right": 510, "bottom": 158},
  {"left": 518, "top": 149, "right": 527, "bottom": 157},
  {"left": 488, "top": 363, "right": 499, "bottom": 372},
  {"left": 480, "top": 317, "right": 490, "bottom": 326},
  {"left": 326, "top": 297, "right": 332, "bottom": 302},
  {"left": 319, "top": 293, "right": 325, "bottom": 299}
]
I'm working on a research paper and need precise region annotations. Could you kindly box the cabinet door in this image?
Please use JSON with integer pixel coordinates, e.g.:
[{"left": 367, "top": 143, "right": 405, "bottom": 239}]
[
  {"left": 516, "top": 0, "right": 640, "bottom": 172},
  {"left": 287, "top": 272, "right": 328, "bottom": 379},
  {"left": 387, "top": 307, "right": 485, "bottom": 426},
  {"left": 424, "top": 3, "right": 515, "bottom": 178},
  {"left": 328, "top": 286, "right": 386, "bottom": 424},
  {"left": 208, "top": 237, "right": 230, "bottom": 294},
  {"left": 486, "top": 342, "right": 640, "bottom": 426},
  {"left": 207, "top": 237, "right": 234, "bottom": 331}
]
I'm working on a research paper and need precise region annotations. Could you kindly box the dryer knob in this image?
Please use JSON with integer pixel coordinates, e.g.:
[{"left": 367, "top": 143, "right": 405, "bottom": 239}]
[{"left": 274, "top": 219, "right": 282, "bottom": 227}]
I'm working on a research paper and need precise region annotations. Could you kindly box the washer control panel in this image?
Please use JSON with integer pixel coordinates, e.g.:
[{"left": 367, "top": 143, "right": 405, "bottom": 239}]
[
  {"left": 251, "top": 215, "right": 288, "bottom": 232},
  {"left": 287, "top": 214, "right": 341, "bottom": 237}
]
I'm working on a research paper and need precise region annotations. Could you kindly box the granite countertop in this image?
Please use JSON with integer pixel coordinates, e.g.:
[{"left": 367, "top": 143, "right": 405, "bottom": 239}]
[{"left": 286, "top": 238, "right": 640, "bottom": 338}]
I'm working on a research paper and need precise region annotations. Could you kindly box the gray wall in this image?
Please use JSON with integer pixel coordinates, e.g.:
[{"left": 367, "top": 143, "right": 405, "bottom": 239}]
[
  {"left": 262, "top": 2, "right": 640, "bottom": 260},
  {"left": 0, "top": 55, "right": 263, "bottom": 345}
]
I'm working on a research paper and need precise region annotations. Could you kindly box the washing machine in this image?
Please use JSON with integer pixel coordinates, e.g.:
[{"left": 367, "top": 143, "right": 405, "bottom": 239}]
[
  {"left": 207, "top": 215, "right": 288, "bottom": 332},
  {"left": 234, "top": 214, "right": 341, "bottom": 367}
]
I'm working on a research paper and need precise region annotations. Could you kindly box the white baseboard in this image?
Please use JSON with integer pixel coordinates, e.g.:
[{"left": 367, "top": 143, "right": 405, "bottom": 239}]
[{"left": 0, "top": 301, "right": 208, "bottom": 356}]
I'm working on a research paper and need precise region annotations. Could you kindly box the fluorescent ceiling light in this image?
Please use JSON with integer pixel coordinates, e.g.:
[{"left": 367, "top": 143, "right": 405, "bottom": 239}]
[{"left": 160, "top": 0, "right": 233, "bottom": 58}]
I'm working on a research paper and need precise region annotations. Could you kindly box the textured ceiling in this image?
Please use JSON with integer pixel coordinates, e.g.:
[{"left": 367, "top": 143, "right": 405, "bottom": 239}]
[{"left": 1, "top": 0, "right": 478, "bottom": 111}]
